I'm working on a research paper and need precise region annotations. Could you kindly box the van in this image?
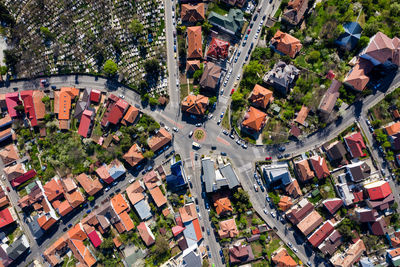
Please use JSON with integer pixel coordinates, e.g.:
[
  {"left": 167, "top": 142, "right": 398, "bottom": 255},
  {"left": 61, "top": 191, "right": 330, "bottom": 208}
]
[{"left": 192, "top": 142, "right": 201, "bottom": 149}]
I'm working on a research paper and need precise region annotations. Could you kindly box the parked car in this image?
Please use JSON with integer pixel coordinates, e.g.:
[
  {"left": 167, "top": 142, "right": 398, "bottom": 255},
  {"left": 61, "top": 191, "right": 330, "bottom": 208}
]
[
  {"left": 105, "top": 186, "right": 111, "bottom": 192},
  {"left": 229, "top": 134, "right": 235, "bottom": 139},
  {"left": 293, "top": 247, "right": 298, "bottom": 253},
  {"left": 220, "top": 88, "right": 224, "bottom": 95},
  {"left": 265, "top": 156, "right": 272, "bottom": 160},
  {"left": 288, "top": 242, "right": 293, "bottom": 248},
  {"left": 277, "top": 154, "right": 283, "bottom": 159},
  {"left": 119, "top": 94, "right": 125, "bottom": 99},
  {"left": 192, "top": 142, "right": 201, "bottom": 149},
  {"left": 195, "top": 123, "right": 202, "bottom": 127},
  {"left": 207, "top": 228, "right": 210, "bottom": 235},
  {"left": 284, "top": 153, "right": 290, "bottom": 158},
  {"left": 6, "top": 187, "right": 10, "bottom": 192},
  {"left": 270, "top": 211, "right": 276, "bottom": 218},
  {"left": 112, "top": 181, "right": 118, "bottom": 186},
  {"left": 253, "top": 14, "right": 258, "bottom": 21},
  {"left": 189, "top": 131, "right": 193, "bottom": 137},
  {"left": 223, "top": 130, "right": 229, "bottom": 135},
  {"left": 205, "top": 202, "right": 210, "bottom": 210},
  {"left": 129, "top": 178, "right": 135, "bottom": 184},
  {"left": 260, "top": 185, "right": 265, "bottom": 192},
  {"left": 164, "top": 126, "right": 170, "bottom": 132},
  {"left": 278, "top": 146, "right": 286, "bottom": 152},
  {"left": 242, "top": 143, "right": 248, "bottom": 149},
  {"left": 86, "top": 209, "right": 91, "bottom": 214},
  {"left": 230, "top": 89, "right": 235, "bottom": 95},
  {"left": 68, "top": 224, "right": 73, "bottom": 228},
  {"left": 196, "top": 205, "right": 200, "bottom": 212},
  {"left": 266, "top": 196, "right": 271, "bottom": 202},
  {"left": 173, "top": 127, "right": 179, "bottom": 132},
  {"left": 254, "top": 184, "right": 258, "bottom": 192},
  {"left": 264, "top": 209, "right": 268, "bottom": 214},
  {"left": 221, "top": 152, "right": 227, "bottom": 156},
  {"left": 217, "top": 119, "right": 221, "bottom": 124}
]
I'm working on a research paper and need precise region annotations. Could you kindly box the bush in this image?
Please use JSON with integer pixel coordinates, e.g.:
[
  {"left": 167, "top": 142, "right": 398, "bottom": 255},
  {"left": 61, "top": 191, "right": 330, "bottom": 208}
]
[
  {"left": 103, "top": 59, "right": 118, "bottom": 76},
  {"left": 307, "top": 50, "right": 320, "bottom": 63}
]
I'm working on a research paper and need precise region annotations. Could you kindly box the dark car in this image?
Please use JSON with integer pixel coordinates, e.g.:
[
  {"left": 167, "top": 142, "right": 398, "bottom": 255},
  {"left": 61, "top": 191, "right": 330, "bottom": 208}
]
[
  {"left": 277, "top": 154, "right": 283, "bottom": 159},
  {"left": 211, "top": 146, "right": 217, "bottom": 150},
  {"left": 221, "top": 152, "right": 227, "bottom": 156},
  {"left": 207, "top": 228, "right": 210, "bottom": 235},
  {"left": 86, "top": 209, "right": 91, "bottom": 214},
  {"left": 253, "top": 14, "right": 258, "bottom": 21},
  {"left": 284, "top": 153, "right": 290, "bottom": 158},
  {"left": 278, "top": 146, "right": 286, "bottom": 152},
  {"left": 219, "top": 250, "right": 224, "bottom": 257},
  {"left": 205, "top": 202, "right": 210, "bottom": 209},
  {"left": 68, "top": 224, "right": 73, "bottom": 228}
]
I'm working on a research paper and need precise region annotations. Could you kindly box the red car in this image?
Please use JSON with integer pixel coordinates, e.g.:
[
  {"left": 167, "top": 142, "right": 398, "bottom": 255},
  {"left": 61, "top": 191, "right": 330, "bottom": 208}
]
[
  {"left": 265, "top": 156, "right": 272, "bottom": 160},
  {"left": 230, "top": 89, "right": 235, "bottom": 95},
  {"left": 247, "top": 28, "right": 251, "bottom": 34},
  {"left": 6, "top": 187, "right": 10, "bottom": 192}
]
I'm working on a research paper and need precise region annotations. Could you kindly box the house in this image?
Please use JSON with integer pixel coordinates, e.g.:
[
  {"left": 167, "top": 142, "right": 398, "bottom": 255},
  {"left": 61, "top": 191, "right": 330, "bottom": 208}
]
[
  {"left": 133, "top": 199, "right": 152, "bottom": 221},
  {"left": 270, "top": 30, "right": 302, "bottom": 58},
  {"left": 0, "top": 144, "right": 19, "bottom": 166},
  {"left": 309, "top": 155, "right": 330, "bottom": 179},
  {"left": 385, "top": 121, "right": 400, "bottom": 136},
  {"left": 336, "top": 22, "right": 362, "bottom": 51},
  {"left": 295, "top": 106, "right": 309, "bottom": 126},
  {"left": 295, "top": 159, "right": 314, "bottom": 182},
  {"left": 272, "top": 248, "right": 297, "bottom": 267},
  {"left": 248, "top": 84, "right": 274, "bottom": 109},
  {"left": 208, "top": 9, "right": 244, "bottom": 36},
  {"left": 87, "top": 230, "right": 102, "bottom": 248},
  {"left": 37, "top": 214, "right": 58, "bottom": 231},
  {"left": 387, "top": 247, "right": 400, "bottom": 266},
  {"left": 325, "top": 140, "right": 347, "bottom": 163},
  {"left": 4, "top": 163, "right": 24, "bottom": 182},
  {"left": 5, "top": 92, "right": 21, "bottom": 118},
  {"left": 344, "top": 132, "right": 366, "bottom": 158},
  {"left": 90, "top": 89, "right": 101, "bottom": 103},
  {"left": 0, "top": 207, "right": 16, "bottom": 228},
  {"left": 212, "top": 194, "right": 233, "bottom": 215},
  {"left": 220, "top": 0, "right": 246, "bottom": 8},
  {"left": 101, "top": 98, "right": 129, "bottom": 127},
  {"left": 263, "top": 61, "right": 300, "bottom": 96},
  {"left": 318, "top": 230, "right": 343, "bottom": 256},
  {"left": 308, "top": 220, "right": 335, "bottom": 247},
  {"left": 6, "top": 235, "right": 30, "bottom": 261},
  {"left": 318, "top": 79, "right": 341, "bottom": 118},
  {"left": 242, "top": 107, "right": 268, "bottom": 132},
  {"left": 166, "top": 160, "right": 188, "bottom": 191},
  {"left": 43, "top": 178, "right": 64, "bottom": 202},
  {"left": 323, "top": 198, "right": 343, "bottom": 215},
  {"left": 186, "top": 60, "right": 201, "bottom": 74},
  {"left": 370, "top": 216, "right": 388, "bottom": 235},
  {"left": 297, "top": 210, "right": 323, "bottom": 236},
  {"left": 74, "top": 88, "right": 91, "bottom": 120},
  {"left": 278, "top": 196, "right": 293, "bottom": 211},
  {"left": 121, "top": 106, "right": 139, "bottom": 125},
  {"left": 10, "top": 169, "right": 36, "bottom": 187},
  {"left": 182, "top": 249, "right": 202, "bottom": 267},
  {"left": 330, "top": 239, "right": 366, "bottom": 267},
  {"left": 179, "top": 203, "right": 197, "bottom": 223},
  {"left": 344, "top": 32, "right": 400, "bottom": 91},
  {"left": 64, "top": 187, "right": 85, "bottom": 208},
  {"left": 262, "top": 163, "right": 293, "bottom": 188},
  {"left": 181, "top": 3, "right": 205, "bottom": 23},
  {"left": 187, "top": 26, "right": 202, "bottom": 59},
  {"left": 218, "top": 218, "right": 239, "bottom": 238},
  {"left": 346, "top": 161, "right": 371, "bottom": 182},
  {"left": 183, "top": 218, "right": 203, "bottom": 247},
  {"left": 149, "top": 186, "right": 167, "bottom": 208},
  {"left": 286, "top": 198, "right": 314, "bottom": 224},
  {"left": 143, "top": 170, "right": 159, "bottom": 190},
  {"left": 0, "top": 114, "right": 12, "bottom": 129},
  {"left": 20, "top": 90, "right": 38, "bottom": 126},
  {"left": 126, "top": 180, "right": 145, "bottom": 205},
  {"left": 229, "top": 244, "right": 254, "bottom": 264},
  {"left": 111, "top": 193, "right": 130, "bottom": 215},
  {"left": 282, "top": 0, "right": 309, "bottom": 26},
  {"left": 123, "top": 144, "right": 144, "bottom": 167},
  {"left": 58, "top": 87, "right": 79, "bottom": 120},
  {"left": 75, "top": 173, "right": 103, "bottom": 196},
  {"left": 96, "top": 159, "right": 126, "bottom": 184},
  {"left": 355, "top": 207, "right": 378, "bottom": 222},
  {"left": 201, "top": 158, "right": 240, "bottom": 193},
  {"left": 148, "top": 128, "right": 172, "bottom": 152},
  {"left": 199, "top": 62, "right": 221, "bottom": 90},
  {"left": 77, "top": 110, "right": 94, "bottom": 138},
  {"left": 364, "top": 180, "right": 392, "bottom": 200},
  {"left": 207, "top": 37, "right": 230, "bottom": 60},
  {"left": 285, "top": 180, "right": 302, "bottom": 198},
  {"left": 181, "top": 94, "right": 209, "bottom": 115}
]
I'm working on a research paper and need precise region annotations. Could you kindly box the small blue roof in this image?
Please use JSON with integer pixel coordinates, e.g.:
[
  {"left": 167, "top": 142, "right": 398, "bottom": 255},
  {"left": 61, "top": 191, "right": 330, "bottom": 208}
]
[
  {"left": 134, "top": 199, "right": 152, "bottom": 220},
  {"left": 183, "top": 221, "right": 198, "bottom": 248},
  {"left": 336, "top": 22, "right": 362, "bottom": 51},
  {"left": 109, "top": 162, "right": 126, "bottom": 180},
  {"left": 166, "top": 161, "right": 187, "bottom": 190}
]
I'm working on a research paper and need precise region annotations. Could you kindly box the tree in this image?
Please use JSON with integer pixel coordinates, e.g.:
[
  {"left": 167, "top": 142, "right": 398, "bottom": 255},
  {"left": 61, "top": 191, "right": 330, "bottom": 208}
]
[
  {"left": 231, "top": 91, "right": 245, "bottom": 110},
  {"left": 307, "top": 50, "right": 320, "bottom": 63},
  {"left": 337, "top": 218, "right": 357, "bottom": 242},
  {"left": 375, "top": 129, "right": 387, "bottom": 143},
  {"left": 144, "top": 59, "right": 160, "bottom": 76},
  {"left": 0, "top": 65, "right": 7, "bottom": 75},
  {"left": 99, "top": 237, "right": 114, "bottom": 251},
  {"left": 3, "top": 49, "right": 19, "bottom": 74},
  {"left": 202, "top": 258, "right": 209, "bottom": 267},
  {"left": 14, "top": 105, "right": 25, "bottom": 113},
  {"left": 143, "top": 150, "right": 154, "bottom": 159},
  {"left": 168, "top": 193, "right": 180, "bottom": 206},
  {"left": 152, "top": 236, "right": 169, "bottom": 256},
  {"left": 103, "top": 59, "right": 118, "bottom": 76},
  {"left": 128, "top": 19, "right": 144, "bottom": 37},
  {"left": 40, "top": 26, "right": 55, "bottom": 42},
  {"left": 149, "top": 97, "right": 159, "bottom": 106},
  {"left": 193, "top": 69, "right": 203, "bottom": 83},
  {"left": 202, "top": 21, "right": 212, "bottom": 34},
  {"left": 358, "top": 36, "right": 370, "bottom": 49}
]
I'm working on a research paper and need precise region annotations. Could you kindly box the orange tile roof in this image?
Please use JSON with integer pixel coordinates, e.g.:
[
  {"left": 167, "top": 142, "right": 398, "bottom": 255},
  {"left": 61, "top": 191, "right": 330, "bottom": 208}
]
[
  {"left": 126, "top": 181, "right": 145, "bottom": 205},
  {"left": 75, "top": 173, "right": 103, "bottom": 196},
  {"left": 390, "top": 247, "right": 400, "bottom": 257},
  {"left": 309, "top": 155, "right": 330, "bottom": 179},
  {"left": 44, "top": 235, "right": 68, "bottom": 266},
  {"left": 249, "top": 84, "right": 274, "bottom": 109},
  {"left": 59, "top": 119, "right": 69, "bottom": 130},
  {"left": 149, "top": 186, "right": 167, "bottom": 208},
  {"left": 111, "top": 193, "right": 129, "bottom": 214},
  {"left": 272, "top": 248, "right": 297, "bottom": 267},
  {"left": 4, "top": 163, "right": 24, "bottom": 181},
  {"left": 295, "top": 159, "right": 314, "bottom": 182},
  {"left": 295, "top": 105, "right": 309, "bottom": 125},
  {"left": 38, "top": 215, "right": 57, "bottom": 231},
  {"left": 43, "top": 178, "right": 64, "bottom": 202},
  {"left": 344, "top": 58, "right": 373, "bottom": 91},
  {"left": 148, "top": 128, "right": 172, "bottom": 152},
  {"left": 61, "top": 177, "right": 77, "bottom": 193},
  {"left": 271, "top": 30, "right": 302, "bottom": 58},
  {"left": 0, "top": 144, "right": 19, "bottom": 165},
  {"left": 70, "top": 239, "right": 97, "bottom": 267},
  {"left": 297, "top": 210, "right": 323, "bottom": 236},
  {"left": 187, "top": 26, "right": 202, "bottom": 59},
  {"left": 286, "top": 179, "right": 303, "bottom": 198},
  {"left": 68, "top": 224, "right": 87, "bottom": 240},
  {"left": 179, "top": 203, "right": 197, "bottom": 223},
  {"left": 181, "top": 3, "right": 205, "bottom": 22},
  {"left": 0, "top": 114, "right": 11, "bottom": 126},
  {"left": 181, "top": 94, "right": 209, "bottom": 115},
  {"left": 65, "top": 189, "right": 85, "bottom": 208},
  {"left": 113, "top": 236, "right": 122, "bottom": 248},
  {"left": 162, "top": 208, "right": 170, "bottom": 217},
  {"left": 218, "top": 218, "right": 239, "bottom": 238},
  {"left": 122, "top": 106, "right": 139, "bottom": 125},
  {"left": 57, "top": 200, "right": 73, "bottom": 216},
  {"left": 278, "top": 196, "right": 293, "bottom": 211},
  {"left": 385, "top": 121, "right": 400, "bottom": 136},
  {"left": 58, "top": 87, "right": 79, "bottom": 120},
  {"left": 213, "top": 197, "right": 233, "bottom": 215},
  {"left": 186, "top": 60, "right": 201, "bottom": 73},
  {"left": 53, "top": 91, "right": 60, "bottom": 114},
  {"left": 33, "top": 90, "right": 46, "bottom": 120},
  {"left": 192, "top": 218, "right": 203, "bottom": 241},
  {"left": 137, "top": 222, "right": 155, "bottom": 246},
  {"left": 123, "top": 144, "right": 144, "bottom": 167},
  {"left": 242, "top": 107, "right": 268, "bottom": 132},
  {"left": 119, "top": 211, "right": 135, "bottom": 231},
  {"left": 330, "top": 239, "right": 365, "bottom": 267}
]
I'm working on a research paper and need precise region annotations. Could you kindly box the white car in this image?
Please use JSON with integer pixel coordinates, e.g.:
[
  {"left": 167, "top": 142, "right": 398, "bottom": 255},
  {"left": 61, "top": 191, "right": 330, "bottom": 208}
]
[
  {"left": 236, "top": 74, "right": 241, "bottom": 80},
  {"left": 293, "top": 247, "right": 298, "bottom": 253},
  {"left": 208, "top": 114, "right": 213, "bottom": 119},
  {"left": 229, "top": 69, "right": 233, "bottom": 75},
  {"left": 105, "top": 187, "right": 111, "bottom": 192},
  {"left": 189, "top": 131, "right": 193, "bottom": 137},
  {"left": 270, "top": 211, "right": 275, "bottom": 218},
  {"left": 119, "top": 94, "right": 125, "bottom": 99},
  {"left": 129, "top": 178, "right": 135, "bottom": 184},
  {"left": 254, "top": 184, "right": 258, "bottom": 192},
  {"left": 220, "top": 89, "right": 224, "bottom": 95},
  {"left": 198, "top": 213, "right": 202, "bottom": 219},
  {"left": 287, "top": 242, "right": 293, "bottom": 248},
  {"left": 223, "top": 80, "right": 228, "bottom": 87},
  {"left": 165, "top": 126, "right": 170, "bottom": 132},
  {"left": 255, "top": 33, "right": 258, "bottom": 39},
  {"left": 173, "top": 127, "right": 179, "bottom": 132},
  {"left": 264, "top": 209, "right": 268, "bottom": 214}
]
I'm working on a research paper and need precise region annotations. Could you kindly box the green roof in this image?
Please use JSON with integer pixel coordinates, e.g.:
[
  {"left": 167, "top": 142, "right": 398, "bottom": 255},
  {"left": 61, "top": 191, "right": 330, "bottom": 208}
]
[
  {"left": 208, "top": 9, "right": 244, "bottom": 35},
  {"left": 312, "top": 189, "right": 320, "bottom": 197}
]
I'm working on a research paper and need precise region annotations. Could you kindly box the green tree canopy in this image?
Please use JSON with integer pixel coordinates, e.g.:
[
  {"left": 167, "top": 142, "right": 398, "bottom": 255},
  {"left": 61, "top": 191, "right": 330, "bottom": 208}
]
[
  {"left": 128, "top": 19, "right": 144, "bottom": 37},
  {"left": 144, "top": 59, "right": 161, "bottom": 76},
  {"left": 103, "top": 59, "right": 118, "bottom": 76}
]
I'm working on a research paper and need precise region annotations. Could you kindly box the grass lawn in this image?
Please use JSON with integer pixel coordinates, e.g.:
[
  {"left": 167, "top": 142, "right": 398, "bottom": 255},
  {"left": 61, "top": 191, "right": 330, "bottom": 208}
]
[
  {"left": 251, "top": 242, "right": 263, "bottom": 258},
  {"left": 180, "top": 84, "right": 188, "bottom": 100},
  {"left": 253, "top": 260, "right": 271, "bottom": 267},
  {"left": 194, "top": 129, "right": 204, "bottom": 140},
  {"left": 222, "top": 107, "right": 230, "bottom": 130},
  {"left": 208, "top": 2, "right": 229, "bottom": 16},
  {"left": 266, "top": 238, "right": 281, "bottom": 260}
]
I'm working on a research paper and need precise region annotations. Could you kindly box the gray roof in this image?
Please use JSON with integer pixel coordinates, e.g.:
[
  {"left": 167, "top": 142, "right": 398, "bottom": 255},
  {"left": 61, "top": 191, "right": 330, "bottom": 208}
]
[
  {"left": 199, "top": 62, "right": 221, "bottom": 90},
  {"left": 134, "top": 199, "right": 152, "bottom": 220},
  {"left": 263, "top": 164, "right": 292, "bottom": 186},
  {"left": 97, "top": 202, "right": 119, "bottom": 229},
  {"left": 183, "top": 251, "right": 202, "bottom": 267},
  {"left": 28, "top": 215, "right": 45, "bottom": 239},
  {"left": 263, "top": 61, "right": 299, "bottom": 95},
  {"left": 219, "top": 164, "right": 240, "bottom": 189},
  {"left": 6, "top": 235, "right": 29, "bottom": 260},
  {"left": 208, "top": 9, "right": 244, "bottom": 35},
  {"left": 74, "top": 101, "right": 87, "bottom": 119},
  {"left": 202, "top": 158, "right": 216, "bottom": 193}
]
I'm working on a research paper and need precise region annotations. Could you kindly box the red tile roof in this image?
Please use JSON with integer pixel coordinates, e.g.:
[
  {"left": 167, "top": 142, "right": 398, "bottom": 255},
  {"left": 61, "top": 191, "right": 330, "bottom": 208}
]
[
  {"left": 87, "top": 231, "right": 102, "bottom": 248},
  {"left": 123, "top": 144, "right": 144, "bottom": 167},
  {"left": 186, "top": 60, "right": 201, "bottom": 73},
  {"left": 271, "top": 30, "right": 302, "bottom": 58},
  {"left": 218, "top": 218, "right": 239, "bottom": 238},
  {"left": 295, "top": 105, "right": 309, "bottom": 125},
  {"left": 43, "top": 178, "right": 64, "bottom": 202},
  {"left": 33, "top": 90, "right": 46, "bottom": 120},
  {"left": 295, "top": 159, "right": 314, "bottom": 182},
  {"left": 122, "top": 106, "right": 139, "bottom": 125},
  {"left": 207, "top": 37, "right": 230, "bottom": 60},
  {"left": 365, "top": 181, "right": 392, "bottom": 200},
  {"left": 278, "top": 196, "right": 293, "bottom": 211},
  {"left": 308, "top": 221, "right": 334, "bottom": 247},
  {"left": 20, "top": 90, "right": 38, "bottom": 126},
  {"left": 344, "top": 132, "right": 366, "bottom": 158},
  {"left": 181, "top": 94, "right": 209, "bottom": 115},
  {"left": 77, "top": 110, "right": 93, "bottom": 138},
  {"left": 249, "top": 84, "right": 274, "bottom": 109},
  {"left": 181, "top": 3, "right": 205, "bottom": 22},
  {"left": 272, "top": 248, "right": 297, "bottom": 267},
  {"left": 148, "top": 128, "right": 172, "bottom": 152},
  {"left": 309, "top": 155, "right": 330, "bottom": 179},
  {"left": 57, "top": 200, "right": 73, "bottom": 216},
  {"left": 108, "top": 99, "right": 129, "bottom": 125},
  {"left": 65, "top": 189, "right": 85, "bottom": 208},
  {"left": 75, "top": 173, "right": 102, "bottom": 196},
  {"left": 187, "top": 26, "right": 202, "bottom": 59},
  {"left": 192, "top": 218, "right": 203, "bottom": 241},
  {"left": 137, "top": 222, "right": 155, "bottom": 246},
  {"left": 242, "top": 107, "right": 268, "bottom": 132},
  {"left": 5, "top": 92, "right": 21, "bottom": 118},
  {"left": 10, "top": 169, "right": 36, "bottom": 187},
  {"left": 213, "top": 196, "right": 233, "bottom": 215},
  {"left": 172, "top": 225, "right": 185, "bottom": 236},
  {"left": 95, "top": 165, "right": 112, "bottom": 184},
  {"left": 90, "top": 89, "right": 101, "bottom": 103},
  {"left": 38, "top": 215, "right": 57, "bottom": 231},
  {"left": 353, "top": 191, "right": 364, "bottom": 203},
  {"left": 0, "top": 207, "right": 15, "bottom": 228},
  {"left": 323, "top": 198, "right": 343, "bottom": 215}
]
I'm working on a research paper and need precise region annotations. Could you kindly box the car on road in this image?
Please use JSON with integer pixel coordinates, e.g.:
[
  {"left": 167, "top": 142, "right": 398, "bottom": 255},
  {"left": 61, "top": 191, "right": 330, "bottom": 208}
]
[
  {"left": 284, "top": 153, "right": 290, "bottom": 158},
  {"left": 369, "top": 126, "right": 374, "bottom": 132},
  {"left": 280, "top": 217, "right": 285, "bottom": 223},
  {"left": 307, "top": 261, "right": 312, "bottom": 267},
  {"left": 164, "top": 126, "right": 170, "bottom": 132},
  {"left": 254, "top": 33, "right": 258, "bottom": 39},
  {"left": 287, "top": 242, "right": 292, "bottom": 248},
  {"left": 257, "top": 179, "right": 261, "bottom": 186},
  {"left": 217, "top": 119, "right": 221, "bottom": 124},
  {"left": 236, "top": 139, "right": 241, "bottom": 145},
  {"left": 220, "top": 88, "right": 224, "bottom": 95},
  {"left": 221, "top": 152, "right": 227, "bottom": 156},
  {"left": 266, "top": 196, "right": 271, "bottom": 202},
  {"left": 223, "top": 130, "right": 229, "bottom": 135},
  {"left": 112, "top": 181, "right": 118, "bottom": 186},
  {"left": 68, "top": 224, "right": 73, "bottom": 228},
  {"left": 254, "top": 184, "right": 258, "bottom": 192},
  {"left": 270, "top": 211, "right": 275, "bottom": 218},
  {"left": 205, "top": 202, "right": 210, "bottom": 209},
  {"left": 86, "top": 209, "right": 91, "bottom": 214},
  {"left": 208, "top": 252, "right": 211, "bottom": 258},
  {"left": 1, "top": 174, "right": 5, "bottom": 181},
  {"left": 211, "top": 146, "right": 217, "bottom": 150},
  {"left": 234, "top": 56, "right": 238, "bottom": 63},
  {"left": 129, "top": 178, "right": 135, "bottom": 184},
  {"left": 260, "top": 185, "right": 265, "bottom": 192},
  {"left": 262, "top": 15, "right": 266, "bottom": 20},
  {"left": 244, "top": 34, "right": 248, "bottom": 40},
  {"left": 265, "top": 156, "right": 272, "bottom": 160},
  {"left": 381, "top": 169, "right": 386, "bottom": 176},
  {"left": 196, "top": 205, "right": 200, "bottom": 212},
  {"left": 195, "top": 123, "right": 202, "bottom": 127},
  {"left": 219, "top": 250, "right": 224, "bottom": 257},
  {"left": 189, "top": 131, "right": 193, "bottom": 137},
  {"left": 278, "top": 146, "right": 286, "bottom": 152},
  {"left": 192, "top": 142, "right": 201, "bottom": 149},
  {"left": 247, "top": 28, "right": 251, "bottom": 34},
  {"left": 206, "top": 245, "right": 210, "bottom": 251},
  {"left": 366, "top": 119, "right": 371, "bottom": 126},
  {"left": 253, "top": 14, "right": 258, "bottom": 21},
  {"left": 229, "top": 134, "right": 235, "bottom": 139},
  {"left": 293, "top": 247, "right": 298, "bottom": 253},
  {"left": 207, "top": 228, "right": 210, "bottom": 235},
  {"left": 198, "top": 213, "right": 202, "bottom": 219},
  {"left": 277, "top": 154, "right": 283, "bottom": 159},
  {"left": 250, "top": 22, "right": 254, "bottom": 28},
  {"left": 173, "top": 127, "right": 179, "bottom": 132},
  {"left": 223, "top": 80, "right": 228, "bottom": 87},
  {"left": 242, "top": 143, "right": 248, "bottom": 149},
  {"left": 230, "top": 89, "right": 235, "bottom": 95},
  {"left": 264, "top": 209, "right": 268, "bottom": 214},
  {"left": 220, "top": 112, "right": 224, "bottom": 118},
  {"left": 6, "top": 187, "right": 10, "bottom": 192},
  {"left": 105, "top": 186, "right": 111, "bottom": 192},
  {"left": 236, "top": 74, "right": 240, "bottom": 80}
]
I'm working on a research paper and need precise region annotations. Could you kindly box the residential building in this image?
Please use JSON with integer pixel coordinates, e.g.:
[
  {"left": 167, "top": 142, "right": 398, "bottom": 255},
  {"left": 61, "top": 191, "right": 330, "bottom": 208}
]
[
  {"left": 5, "top": 92, "right": 21, "bottom": 118},
  {"left": 344, "top": 132, "right": 366, "bottom": 158},
  {"left": 387, "top": 247, "right": 400, "bottom": 266},
  {"left": 248, "top": 84, "right": 274, "bottom": 109},
  {"left": 295, "top": 105, "right": 309, "bottom": 126},
  {"left": 385, "top": 121, "right": 400, "bottom": 136},
  {"left": 58, "top": 87, "right": 79, "bottom": 120},
  {"left": 322, "top": 198, "right": 343, "bottom": 215},
  {"left": 318, "top": 79, "right": 341, "bottom": 118},
  {"left": 241, "top": 106, "right": 268, "bottom": 132},
  {"left": 133, "top": 199, "right": 152, "bottom": 221},
  {"left": 262, "top": 162, "right": 293, "bottom": 188},
  {"left": 90, "top": 89, "right": 101, "bottom": 103},
  {"left": 336, "top": 178, "right": 355, "bottom": 206},
  {"left": 336, "top": 22, "right": 362, "bottom": 51},
  {"left": 309, "top": 155, "right": 330, "bottom": 179},
  {"left": 0, "top": 144, "right": 19, "bottom": 166},
  {"left": 201, "top": 158, "right": 240, "bottom": 193},
  {"left": 263, "top": 61, "right": 300, "bottom": 95},
  {"left": 143, "top": 170, "right": 159, "bottom": 190},
  {"left": 20, "top": 90, "right": 38, "bottom": 126},
  {"left": 346, "top": 161, "right": 371, "bottom": 182},
  {"left": 121, "top": 105, "right": 139, "bottom": 125},
  {"left": 324, "top": 140, "right": 347, "bottom": 163},
  {"left": 74, "top": 88, "right": 91, "bottom": 120},
  {"left": 187, "top": 26, "right": 202, "bottom": 59},
  {"left": 208, "top": 9, "right": 244, "bottom": 36},
  {"left": 220, "top": 0, "right": 246, "bottom": 8},
  {"left": 207, "top": 37, "right": 230, "bottom": 60},
  {"left": 278, "top": 196, "right": 293, "bottom": 211},
  {"left": 370, "top": 216, "right": 388, "bottom": 235},
  {"left": 149, "top": 186, "right": 167, "bottom": 208},
  {"left": 213, "top": 194, "right": 233, "bottom": 215},
  {"left": 272, "top": 248, "right": 297, "bottom": 267},
  {"left": 344, "top": 32, "right": 400, "bottom": 91},
  {"left": 183, "top": 218, "right": 203, "bottom": 247},
  {"left": 199, "top": 62, "right": 221, "bottom": 90},
  {"left": 364, "top": 180, "right": 392, "bottom": 200},
  {"left": 101, "top": 95, "right": 129, "bottom": 127},
  {"left": 355, "top": 207, "right": 378, "bottom": 222},
  {"left": 270, "top": 30, "right": 302, "bottom": 58},
  {"left": 286, "top": 198, "right": 314, "bottom": 224},
  {"left": 148, "top": 128, "right": 172, "bottom": 152},
  {"left": 229, "top": 244, "right": 254, "bottom": 264},
  {"left": 186, "top": 60, "right": 201, "bottom": 74},
  {"left": 330, "top": 239, "right": 366, "bottom": 267},
  {"left": 295, "top": 159, "right": 314, "bottom": 182},
  {"left": 181, "top": 3, "right": 205, "bottom": 23},
  {"left": 181, "top": 94, "right": 209, "bottom": 115},
  {"left": 318, "top": 230, "right": 342, "bottom": 256},
  {"left": 286, "top": 179, "right": 302, "bottom": 198},
  {"left": 0, "top": 114, "right": 12, "bottom": 128},
  {"left": 218, "top": 218, "right": 239, "bottom": 238},
  {"left": 0, "top": 207, "right": 16, "bottom": 228},
  {"left": 77, "top": 109, "right": 94, "bottom": 138},
  {"left": 75, "top": 173, "right": 103, "bottom": 196},
  {"left": 182, "top": 249, "right": 202, "bottom": 267},
  {"left": 282, "top": 0, "right": 309, "bottom": 26},
  {"left": 297, "top": 210, "right": 323, "bottom": 236},
  {"left": 179, "top": 203, "right": 197, "bottom": 223},
  {"left": 6, "top": 235, "right": 30, "bottom": 261},
  {"left": 308, "top": 220, "right": 335, "bottom": 247},
  {"left": 123, "top": 144, "right": 144, "bottom": 167},
  {"left": 9, "top": 169, "right": 36, "bottom": 187},
  {"left": 166, "top": 160, "right": 188, "bottom": 192}
]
